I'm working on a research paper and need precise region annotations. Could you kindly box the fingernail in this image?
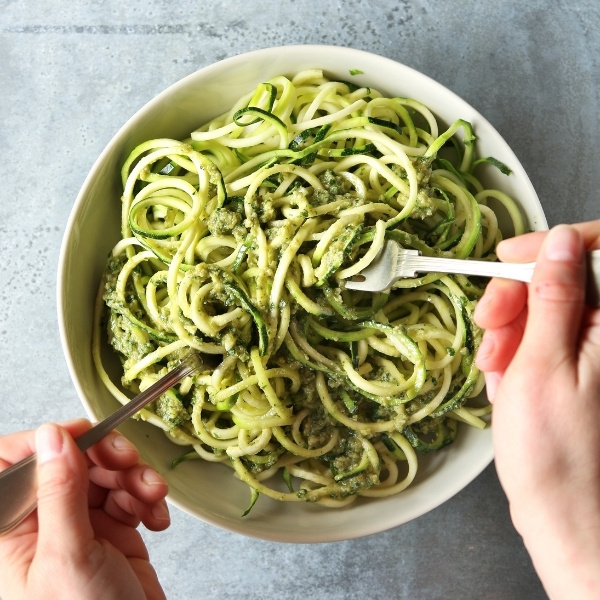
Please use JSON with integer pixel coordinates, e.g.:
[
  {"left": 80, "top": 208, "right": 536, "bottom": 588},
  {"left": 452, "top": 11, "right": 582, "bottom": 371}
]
[
  {"left": 485, "top": 372, "right": 502, "bottom": 403},
  {"left": 152, "top": 501, "right": 170, "bottom": 522},
  {"left": 544, "top": 225, "right": 583, "bottom": 262},
  {"left": 473, "top": 293, "right": 489, "bottom": 324},
  {"left": 476, "top": 334, "right": 494, "bottom": 365},
  {"left": 142, "top": 467, "right": 166, "bottom": 487},
  {"left": 36, "top": 424, "right": 65, "bottom": 464},
  {"left": 111, "top": 433, "right": 136, "bottom": 453}
]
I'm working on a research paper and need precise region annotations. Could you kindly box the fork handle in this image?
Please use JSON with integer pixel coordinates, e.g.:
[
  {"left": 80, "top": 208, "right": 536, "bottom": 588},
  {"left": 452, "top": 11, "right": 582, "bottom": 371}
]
[
  {"left": 403, "top": 256, "right": 536, "bottom": 283},
  {"left": 403, "top": 250, "right": 600, "bottom": 306},
  {"left": 75, "top": 359, "right": 197, "bottom": 452},
  {"left": 0, "top": 353, "right": 200, "bottom": 536}
]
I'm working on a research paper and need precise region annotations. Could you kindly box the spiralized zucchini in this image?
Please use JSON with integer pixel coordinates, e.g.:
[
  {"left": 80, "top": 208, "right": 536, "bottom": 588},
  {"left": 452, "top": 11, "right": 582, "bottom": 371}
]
[{"left": 93, "top": 69, "right": 525, "bottom": 511}]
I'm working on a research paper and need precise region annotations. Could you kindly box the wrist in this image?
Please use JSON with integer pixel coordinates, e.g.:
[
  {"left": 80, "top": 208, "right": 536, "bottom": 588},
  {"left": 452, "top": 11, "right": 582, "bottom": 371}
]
[{"left": 512, "top": 503, "right": 600, "bottom": 600}]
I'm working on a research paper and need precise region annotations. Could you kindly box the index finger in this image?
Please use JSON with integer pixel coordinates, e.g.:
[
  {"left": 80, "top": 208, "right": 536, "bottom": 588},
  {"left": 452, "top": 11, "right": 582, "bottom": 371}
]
[
  {"left": 0, "top": 419, "right": 91, "bottom": 469},
  {"left": 0, "top": 429, "right": 36, "bottom": 469},
  {"left": 497, "top": 220, "right": 600, "bottom": 263}
]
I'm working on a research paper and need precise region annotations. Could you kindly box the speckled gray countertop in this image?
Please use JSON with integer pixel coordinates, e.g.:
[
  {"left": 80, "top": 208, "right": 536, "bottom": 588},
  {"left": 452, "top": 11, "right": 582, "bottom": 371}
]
[{"left": 1, "top": 2, "right": 598, "bottom": 599}]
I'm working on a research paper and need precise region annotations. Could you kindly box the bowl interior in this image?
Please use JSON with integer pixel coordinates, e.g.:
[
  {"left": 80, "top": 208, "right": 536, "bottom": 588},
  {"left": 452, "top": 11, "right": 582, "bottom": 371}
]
[{"left": 58, "top": 45, "right": 547, "bottom": 543}]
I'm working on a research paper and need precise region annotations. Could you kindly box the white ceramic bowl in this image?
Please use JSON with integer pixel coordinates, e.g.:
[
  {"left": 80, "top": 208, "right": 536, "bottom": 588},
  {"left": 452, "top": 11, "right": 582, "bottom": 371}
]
[{"left": 57, "top": 45, "right": 547, "bottom": 543}]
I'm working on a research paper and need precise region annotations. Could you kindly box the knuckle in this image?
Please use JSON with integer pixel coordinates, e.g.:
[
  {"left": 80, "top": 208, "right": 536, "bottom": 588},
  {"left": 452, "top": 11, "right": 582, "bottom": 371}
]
[
  {"left": 38, "top": 464, "right": 85, "bottom": 501},
  {"left": 532, "top": 279, "right": 585, "bottom": 304}
]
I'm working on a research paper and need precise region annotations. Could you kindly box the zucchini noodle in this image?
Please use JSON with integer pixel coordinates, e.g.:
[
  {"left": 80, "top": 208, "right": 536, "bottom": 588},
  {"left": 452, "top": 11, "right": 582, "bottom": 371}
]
[{"left": 93, "top": 69, "right": 524, "bottom": 512}]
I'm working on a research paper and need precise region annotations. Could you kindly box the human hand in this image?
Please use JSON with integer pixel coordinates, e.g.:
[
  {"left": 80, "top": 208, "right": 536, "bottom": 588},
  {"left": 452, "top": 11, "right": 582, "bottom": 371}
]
[
  {"left": 0, "top": 419, "right": 170, "bottom": 600},
  {"left": 474, "top": 223, "right": 600, "bottom": 599}
]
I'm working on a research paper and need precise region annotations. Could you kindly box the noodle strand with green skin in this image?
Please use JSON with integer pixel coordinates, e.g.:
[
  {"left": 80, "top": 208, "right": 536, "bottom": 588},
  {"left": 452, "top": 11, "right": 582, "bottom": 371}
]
[{"left": 93, "top": 69, "right": 524, "bottom": 511}]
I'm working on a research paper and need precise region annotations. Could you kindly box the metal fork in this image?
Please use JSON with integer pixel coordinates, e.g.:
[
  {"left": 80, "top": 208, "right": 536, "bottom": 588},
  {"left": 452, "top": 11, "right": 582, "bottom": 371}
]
[
  {"left": 344, "top": 239, "right": 600, "bottom": 305},
  {"left": 0, "top": 351, "right": 202, "bottom": 536}
]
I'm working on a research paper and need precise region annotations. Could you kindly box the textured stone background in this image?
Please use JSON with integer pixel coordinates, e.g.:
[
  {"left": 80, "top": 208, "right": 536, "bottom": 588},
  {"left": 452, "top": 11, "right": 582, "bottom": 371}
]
[{"left": 1, "top": 1, "right": 598, "bottom": 598}]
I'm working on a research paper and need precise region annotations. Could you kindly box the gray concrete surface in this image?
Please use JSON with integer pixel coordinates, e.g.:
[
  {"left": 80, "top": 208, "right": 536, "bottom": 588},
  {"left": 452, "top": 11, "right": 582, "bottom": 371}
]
[{"left": 1, "top": 1, "right": 598, "bottom": 598}]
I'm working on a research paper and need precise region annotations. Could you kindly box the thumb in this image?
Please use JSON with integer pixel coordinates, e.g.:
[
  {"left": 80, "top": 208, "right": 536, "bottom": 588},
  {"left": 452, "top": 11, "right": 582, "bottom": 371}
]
[
  {"left": 35, "top": 424, "right": 94, "bottom": 554},
  {"left": 519, "top": 224, "right": 586, "bottom": 366}
]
